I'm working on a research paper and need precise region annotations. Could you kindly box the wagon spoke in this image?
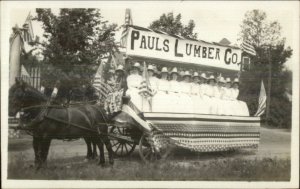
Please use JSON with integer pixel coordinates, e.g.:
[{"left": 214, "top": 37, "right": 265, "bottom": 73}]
[
  {"left": 116, "top": 143, "right": 122, "bottom": 152},
  {"left": 124, "top": 143, "right": 129, "bottom": 154},
  {"left": 112, "top": 141, "right": 119, "bottom": 147},
  {"left": 121, "top": 144, "right": 124, "bottom": 155}
]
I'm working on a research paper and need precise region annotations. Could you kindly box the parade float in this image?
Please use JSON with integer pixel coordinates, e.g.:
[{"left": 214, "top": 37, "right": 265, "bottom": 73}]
[{"left": 106, "top": 25, "right": 262, "bottom": 162}]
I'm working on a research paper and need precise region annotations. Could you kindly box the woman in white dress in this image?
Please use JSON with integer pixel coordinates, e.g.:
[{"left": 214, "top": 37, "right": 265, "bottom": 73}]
[
  {"left": 178, "top": 71, "right": 194, "bottom": 113},
  {"left": 198, "top": 73, "right": 209, "bottom": 114},
  {"left": 142, "top": 65, "right": 158, "bottom": 112},
  {"left": 204, "top": 75, "right": 219, "bottom": 114},
  {"left": 191, "top": 72, "right": 202, "bottom": 114},
  {"left": 215, "top": 77, "right": 226, "bottom": 115},
  {"left": 152, "top": 67, "right": 170, "bottom": 112},
  {"left": 220, "top": 77, "right": 234, "bottom": 115},
  {"left": 126, "top": 62, "right": 143, "bottom": 110},
  {"left": 231, "top": 78, "right": 250, "bottom": 116},
  {"left": 169, "top": 67, "right": 182, "bottom": 113}
]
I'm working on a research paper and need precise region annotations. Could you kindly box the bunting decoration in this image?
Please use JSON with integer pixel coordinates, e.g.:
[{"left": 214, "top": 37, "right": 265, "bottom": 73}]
[{"left": 241, "top": 39, "right": 256, "bottom": 56}]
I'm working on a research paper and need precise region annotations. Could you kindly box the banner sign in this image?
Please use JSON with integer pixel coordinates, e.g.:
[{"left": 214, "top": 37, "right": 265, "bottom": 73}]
[{"left": 126, "top": 27, "right": 242, "bottom": 71}]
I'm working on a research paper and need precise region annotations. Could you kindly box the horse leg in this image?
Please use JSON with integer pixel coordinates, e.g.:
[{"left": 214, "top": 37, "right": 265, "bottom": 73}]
[
  {"left": 84, "top": 137, "right": 93, "bottom": 160},
  {"left": 101, "top": 134, "right": 114, "bottom": 165},
  {"left": 40, "top": 138, "right": 52, "bottom": 167},
  {"left": 95, "top": 137, "right": 105, "bottom": 165},
  {"left": 33, "top": 137, "right": 41, "bottom": 166},
  {"left": 92, "top": 140, "right": 98, "bottom": 159}
]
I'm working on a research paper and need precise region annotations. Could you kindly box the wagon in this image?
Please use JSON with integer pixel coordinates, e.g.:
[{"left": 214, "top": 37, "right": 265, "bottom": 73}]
[{"left": 107, "top": 25, "right": 261, "bottom": 162}]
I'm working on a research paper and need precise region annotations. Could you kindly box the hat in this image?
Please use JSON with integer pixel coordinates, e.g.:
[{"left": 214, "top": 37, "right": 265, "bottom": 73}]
[
  {"left": 200, "top": 73, "right": 207, "bottom": 79},
  {"left": 116, "top": 65, "right": 124, "bottom": 72},
  {"left": 147, "top": 65, "right": 154, "bottom": 71},
  {"left": 133, "top": 62, "right": 140, "bottom": 68},
  {"left": 108, "top": 69, "right": 115, "bottom": 74},
  {"left": 193, "top": 72, "right": 200, "bottom": 78},
  {"left": 171, "top": 67, "right": 178, "bottom": 74},
  {"left": 161, "top": 67, "right": 168, "bottom": 73},
  {"left": 225, "top": 77, "right": 231, "bottom": 83},
  {"left": 183, "top": 71, "right": 191, "bottom": 77},
  {"left": 233, "top": 78, "right": 239, "bottom": 84},
  {"left": 218, "top": 77, "right": 225, "bottom": 83},
  {"left": 208, "top": 75, "right": 216, "bottom": 81}
]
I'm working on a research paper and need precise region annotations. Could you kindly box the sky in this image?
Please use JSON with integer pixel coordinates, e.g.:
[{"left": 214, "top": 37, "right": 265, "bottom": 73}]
[{"left": 5, "top": 1, "right": 299, "bottom": 70}]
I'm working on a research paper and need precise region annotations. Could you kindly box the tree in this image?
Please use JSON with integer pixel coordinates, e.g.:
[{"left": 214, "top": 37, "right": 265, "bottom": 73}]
[
  {"left": 149, "top": 12, "right": 197, "bottom": 39},
  {"left": 35, "top": 9, "right": 118, "bottom": 81},
  {"left": 34, "top": 8, "right": 119, "bottom": 100},
  {"left": 239, "top": 10, "right": 293, "bottom": 128},
  {"left": 239, "top": 9, "right": 282, "bottom": 47}
]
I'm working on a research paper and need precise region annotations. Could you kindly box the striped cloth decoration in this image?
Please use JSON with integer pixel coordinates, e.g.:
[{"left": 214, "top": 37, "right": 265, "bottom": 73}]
[{"left": 241, "top": 40, "right": 256, "bottom": 56}]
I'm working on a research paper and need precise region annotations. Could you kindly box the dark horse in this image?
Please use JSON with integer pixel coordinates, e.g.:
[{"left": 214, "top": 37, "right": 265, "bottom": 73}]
[{"left": 9, "top": 79, "right": 114, "bottom": 168}]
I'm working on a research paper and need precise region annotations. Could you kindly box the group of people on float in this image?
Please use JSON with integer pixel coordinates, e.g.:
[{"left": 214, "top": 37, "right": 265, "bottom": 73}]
[{"left": 125, "top": 62, "right": 249, "bottom": 116}]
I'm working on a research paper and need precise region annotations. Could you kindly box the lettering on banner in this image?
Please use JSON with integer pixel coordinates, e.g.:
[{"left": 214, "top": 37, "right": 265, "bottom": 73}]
[{"left": 129, "top": 29, "right": 241, "bottom": 70}]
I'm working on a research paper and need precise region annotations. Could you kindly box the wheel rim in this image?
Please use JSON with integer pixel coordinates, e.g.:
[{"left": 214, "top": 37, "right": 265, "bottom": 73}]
[
  {"left": 139, "top": 134, "right": 172, "bottom": 163},
  {"left": 139, "top": 134, "right": 160, "bottom": 163},
  {"left": 110, "top": 126, "right": 136, "bottom": 157}
]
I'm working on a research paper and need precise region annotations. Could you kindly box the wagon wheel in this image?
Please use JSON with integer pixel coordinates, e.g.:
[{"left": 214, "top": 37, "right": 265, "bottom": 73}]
[
  {"left": 109, "top": 126, "right": 136, "bottom": 157},
  {"left": 138, "top": 133, "right": 172, "bottom": 163}
]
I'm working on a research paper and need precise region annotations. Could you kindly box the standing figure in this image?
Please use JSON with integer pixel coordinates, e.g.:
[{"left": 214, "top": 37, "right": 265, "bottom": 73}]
[
  {"left": 220, "top": 77, "right": 234, "bottom": 115},
  {"left": 179, "top": 71, "right": 193, "bottom": 113},
  {"left": 152, "top": 67, "right": 170, "bottom": 112},
  {"left": 169, "top": 67, "right": 181, "bottom": 113},
  {"left": 115, "top": 65, "right": 127, "bottom": 93},
  {"left": 126, "top": 62, "right": 143, "bottom": 110},
  {"left": 231, "top": 78, "right": 250, "bottom": 116}
]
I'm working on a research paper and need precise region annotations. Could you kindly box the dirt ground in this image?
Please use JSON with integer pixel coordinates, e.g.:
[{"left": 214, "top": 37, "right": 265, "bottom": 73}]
[{"left": 7, "top": 127, "right": 291, "bottom": 165}]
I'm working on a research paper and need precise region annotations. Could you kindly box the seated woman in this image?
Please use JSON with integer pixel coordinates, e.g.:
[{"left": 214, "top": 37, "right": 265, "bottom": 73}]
[
  {"left": 215, "top": 77, "right": 226, "bottom": 115},
  {"left": 231, "top": 78, "right": 250, "bottom": 116},
  {"left": 203, "top": 75, "right": 219, "bottom": 114},
  {"left": 152, "top": 67, "right": 170, "bottom": 112},
  {"left": 169, "top": 67, "right": 182, "bottom": 113},
  {"left": 126, "top": 62, "right": 143, "bottom": 110},
  {"left": 191, "top": 72, "right": 201, "bottom": 113},
  {"left": 220, "top": 77, "right": 234, "bottom": 116},
  {"left": 179, "top": 71, "right": 194, "bottom": 113},
  {"left": 142, "top": 65, "right": 158, "bottom": 112}
]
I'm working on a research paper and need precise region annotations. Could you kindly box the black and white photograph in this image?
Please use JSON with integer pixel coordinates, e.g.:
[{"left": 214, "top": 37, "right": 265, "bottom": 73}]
[{"left": 1, "top": 1, "right": 299, "bottom": 188}]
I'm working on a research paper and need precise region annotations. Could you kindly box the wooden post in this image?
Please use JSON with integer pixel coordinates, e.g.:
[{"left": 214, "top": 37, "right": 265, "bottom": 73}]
[{"left": 266, "top": 46, "right": 272, "bottom": 120}]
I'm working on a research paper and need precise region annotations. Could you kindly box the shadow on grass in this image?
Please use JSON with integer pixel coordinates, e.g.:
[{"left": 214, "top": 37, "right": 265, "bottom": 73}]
[{"left": 8, "top": 151, "right": 290, "bottom": 181}]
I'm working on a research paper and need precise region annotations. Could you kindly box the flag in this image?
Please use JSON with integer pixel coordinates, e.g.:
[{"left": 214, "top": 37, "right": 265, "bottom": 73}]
[
  {"left": 120, "top": 8, "right": 133, "bottom": 47},
  {"left": 9, "top": 25, "right": 23, "bottom": 87},
  {"left": 22, "top": 13, "right": 34, "bottom": 43},
  {"left": 92, "top": 63, "right": 113, "bottom": 99},
  {"left": 254, "top": 81, "right": 267, "bottom": 117},
  {"left": 241, "top": 40, "right": 256, "bottom": 56}
]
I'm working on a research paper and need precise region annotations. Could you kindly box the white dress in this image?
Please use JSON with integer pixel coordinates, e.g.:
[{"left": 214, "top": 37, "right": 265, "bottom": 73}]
[
  {"left": 199, "top": 84, "right": 210, "bottom": 114},
  {"left": 179, "top": 82, "right": 193, "bottom": 113},
  {"left": 152, "top": 78, "right": 170, "bottom": 112},
  {"left": 141, "top": 76, "right": 158, "bottom": 112},
  {"left": 191, "top": 83, "right": 202, "bottom": 114},
  {"left": 203, "top": 85, "right": 219, "bottom": 115},
  {"left": 220, "top": 87, "right": 234, "bottom": 115},
  {"left": 126, "top": 74, "right": 143, "bottom": 110},
  {"left": 231, "top": 88, "right": 250, "bottom": 116},
  {"left": 169, "top": 80, "right": 182, "bottom": 113}
]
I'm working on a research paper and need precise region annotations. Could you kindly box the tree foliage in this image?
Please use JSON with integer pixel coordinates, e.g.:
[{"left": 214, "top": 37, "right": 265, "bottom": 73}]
[
  {"left": 149, "top": 12, "right": 197, "bottom": 39},
  {"left": 239, "top": 10, "right": 292, "bottom": 128},
  {"left": 239, "top": 9, "right": 282, "bottom": 47},
  {"left": 35, "top": 8, "right": 118, "bottom": 86}
]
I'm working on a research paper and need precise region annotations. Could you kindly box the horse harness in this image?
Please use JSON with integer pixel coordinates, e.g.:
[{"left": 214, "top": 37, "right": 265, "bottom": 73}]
[{"left": 20, "top": 103, "right": 109, "bottom": 134}]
